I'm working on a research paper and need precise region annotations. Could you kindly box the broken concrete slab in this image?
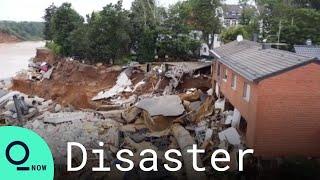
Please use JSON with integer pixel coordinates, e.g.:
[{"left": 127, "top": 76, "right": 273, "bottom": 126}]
[
  {"left": 44, "top": 112, "right": 87, "bottom": 124},
  {"left": 54, "top": 104, "right": 62, "bottom": 112},
  {"left": 218, "top": 127, "right": 241, "bottom": 146},
  {"left": 0, "top": 91, "right": 19, "bottom": 107},
  {"left": 171, "top": 124, "right": 207, "bottom": 180},
  {"left": 111, "top": 95, "right": 137, "bottom": 107},
  {"left": 99, "top": 110, "right": 123, "bottom": 122},
  {"left": 43, "top": 67, "right": 54, "bottom": 79},
  {"left": 0, "top": 89, "right": 8, "bottom": 99},
  {"left": 141, "top": 111, "right": 173, "bottom": 132},
  {"left": 135, "top": 95, "right": 185, "bottom": 117},
  {"left": 92, "top": 71, "right": 133, "bottom": 101}
]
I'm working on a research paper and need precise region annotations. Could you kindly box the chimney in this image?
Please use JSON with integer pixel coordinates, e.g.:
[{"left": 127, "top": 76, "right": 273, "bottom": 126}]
[
  {"left": 306, "top": 39, "right": 312, "bottom": 46},
  {"left": 236, "top": 35, "right": 243, "bottom": 42}
]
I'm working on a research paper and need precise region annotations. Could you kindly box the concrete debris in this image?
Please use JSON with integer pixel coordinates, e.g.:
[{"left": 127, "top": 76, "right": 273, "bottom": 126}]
[
  {"left": 110, "top": 95, "right": 137, "bottom": 107},
  {"left": 54, "top": 104, "right": 62, "bottom": 112},
  {"left": 99, "top": 110, "right": 123, "bottom": 122},
  {"left": 92, "top": 71, "right": 133, "bottom": 101},
  {"left": 171, "top": 124, "right": 207, "bottom": 180},
  {"left": 44, "top": 112, "right": 87, "bottom": 124},
  {"left": 195, "top": 125, "right": 207, "bottom": 145},
  {"left": 215, "top": 98, "right": 225, "bottom": 112},
  {"left": 43, "top": 67, "right": 54, "bottom": 79},
  {"left": 27, "top": 61, "right": 54, "bottom": 81},
  {"left": 0, "top": 91, "right": 19, "bottom": 107},
  {"left": 136, "top": 95, "right": 185, "bottom": 116},
  {"left": 224, "top": 111, "right": 234, "bottom": 125},
  {"left": 141, "top": 111, "right": 173, "bottom": 132},
  {"left": 0, "top": 89, "right": 8, "bottom": 98},
  {"left": 2, "top": 57, "right": 253, "bottom": 179},
  {"left": 218, "top": 127, "right": 241, "bottom": 146},
  {"left": 122, "top": 106, "right": 141, "bottom": 123}
]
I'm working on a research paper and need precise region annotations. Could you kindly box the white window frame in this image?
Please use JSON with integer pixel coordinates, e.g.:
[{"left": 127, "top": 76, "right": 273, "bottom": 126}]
[
  {"left": 243, "top": 82, "right": 251, "bottom": 102},
  {"left": 223, "top": 68, "right": 228, "bottom": 82},
  {"left": 231, "top": 74, "right": 237, "bottom": 90}
]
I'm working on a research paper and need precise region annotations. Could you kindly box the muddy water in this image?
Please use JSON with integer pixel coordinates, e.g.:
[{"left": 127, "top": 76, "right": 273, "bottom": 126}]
[{"left": 0, "top": 41, "right": 45, "bottom": 79}]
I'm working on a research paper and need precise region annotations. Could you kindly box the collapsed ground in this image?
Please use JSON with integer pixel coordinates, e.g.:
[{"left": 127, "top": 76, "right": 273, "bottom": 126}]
[
  {"left": 11, "top": 58, "right": 211, "bottom": 110},
  {"left": 1, "top": 50, "right": 319, "bottom": 179}
]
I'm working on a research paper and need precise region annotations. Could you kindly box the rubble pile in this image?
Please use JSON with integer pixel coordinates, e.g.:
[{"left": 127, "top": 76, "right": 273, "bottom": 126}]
[{"left": 1, "top": 54, "right": 250, "bottom": 179}]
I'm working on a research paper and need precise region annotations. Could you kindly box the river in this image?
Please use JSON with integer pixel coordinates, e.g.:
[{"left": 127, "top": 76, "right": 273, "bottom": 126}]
[{"left": 0, "top": 41, "right": 45, "bottom": 79}]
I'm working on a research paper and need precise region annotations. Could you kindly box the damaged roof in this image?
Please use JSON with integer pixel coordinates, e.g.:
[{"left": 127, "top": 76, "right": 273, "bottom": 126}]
[
  {"left": 212, "top": 40, "right": 317, "bottom": 82},
  {"left": 294, "top": 45, "right": 320, "bottom": 60}
]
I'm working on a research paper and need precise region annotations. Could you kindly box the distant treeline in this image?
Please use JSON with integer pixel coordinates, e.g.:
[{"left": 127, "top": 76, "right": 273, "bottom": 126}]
[
  {"left": 44, "top": 0, "right": 221, "bottom": 64},
  {"left": 0, "top": 21, "right": 44, "bottom": 41}
]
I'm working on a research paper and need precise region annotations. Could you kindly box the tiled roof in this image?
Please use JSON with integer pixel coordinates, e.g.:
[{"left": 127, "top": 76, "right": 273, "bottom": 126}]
[
  {"left": 294, "top": 45, "right": 320, "bottom": 59},
  {"left": 212, "top": 40, "right": 317, "bottom": 82}
]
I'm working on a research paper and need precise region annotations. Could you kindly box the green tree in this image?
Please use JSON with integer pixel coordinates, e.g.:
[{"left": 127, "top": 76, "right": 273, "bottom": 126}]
[
  {"left": 221, "top": 26, "right": 250, "bottom": 43},
  {"left": 165, "top": 1, "right": 193, "bottom": 35},
  {"left": 0, "top": 21, "right": 44, "bottom": 40},
  {"left": 86, "top": 1, "right": 131, "bottom": 63},
  {"left": 51, "top": 3, "right": 84, "bottom": 56},
  {"left": 256, "top": 0, "right": 320, "bottom": 49},
  {"left": 43, "top": 3, "right": 57, "bottom": 40},
  {"left": 69, "top": 24, "right": 89, "bottom": 60},
  {"left": 130, "top": 0, "right": 160, "bottom": 62},
  {"left": 157, "top": 34, "right": 200, "bottom": 59},
  {"left": 292, "top": 0, "right": 320, "bottom": 9},
  {"left": 189, "top": 0, "right": 221, "bottom": 47}
]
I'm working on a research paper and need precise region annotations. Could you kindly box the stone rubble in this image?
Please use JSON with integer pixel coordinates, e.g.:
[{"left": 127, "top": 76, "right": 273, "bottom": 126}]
[{"left": 0, "top": 59, "right": 249, "bottom": 180}]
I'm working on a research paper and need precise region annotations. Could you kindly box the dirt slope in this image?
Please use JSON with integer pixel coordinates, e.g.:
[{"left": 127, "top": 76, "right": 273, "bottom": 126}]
[{"left": 0, "top": 31, "right": 21, "bottom": 43}]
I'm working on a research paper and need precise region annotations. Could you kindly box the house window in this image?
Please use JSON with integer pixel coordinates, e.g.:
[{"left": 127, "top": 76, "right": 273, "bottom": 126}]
[
  {"left": 223, "top": 68, "right": 228, "bottom": 81},
  {"left": 231, "top": 74, "right": 237, "bottom": 90},
  {"left": 204, "top": 47, "right": 207, "bottom": 53},
  {"left": 243, "top": 82, "right": 251, "bottom": 102},
  {"left": 217, "top": 63, "right": 221, "bottom": 76}
]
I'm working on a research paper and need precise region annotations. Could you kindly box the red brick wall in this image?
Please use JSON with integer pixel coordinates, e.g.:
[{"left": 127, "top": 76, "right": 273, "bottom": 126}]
[
  {"left": 212, "top": 61, "right": 258, "bottom": 147},
  {"left": 255, "top": 62, "right": 320, "bottom": 157},
  {"left": 212, "top": 61, "right": 320, "bottom": 157}
]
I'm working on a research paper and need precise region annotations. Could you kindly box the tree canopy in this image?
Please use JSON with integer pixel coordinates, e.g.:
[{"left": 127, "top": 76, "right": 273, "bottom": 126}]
[{"left": 44, "top": 0, "right": 320, "bottom": 62}]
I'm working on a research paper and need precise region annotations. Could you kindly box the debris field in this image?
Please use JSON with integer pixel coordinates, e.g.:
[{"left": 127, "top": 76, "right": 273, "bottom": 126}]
[{"left": 0, "top": 52, "right": 249, "bottom": 180}]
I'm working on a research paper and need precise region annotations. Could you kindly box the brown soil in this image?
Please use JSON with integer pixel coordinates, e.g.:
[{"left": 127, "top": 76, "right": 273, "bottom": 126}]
[
  {"left": 178, "top": 75, "right": 211, "bottom": 92},
  {"left": 11, "top": 54, "right": 211, "bottom": 109},
  {"left": 0, "top": 31, "right": 21, "bottom": 43},
  {"left": 12, "top": 60, "right": 121, "bottom": 109}
]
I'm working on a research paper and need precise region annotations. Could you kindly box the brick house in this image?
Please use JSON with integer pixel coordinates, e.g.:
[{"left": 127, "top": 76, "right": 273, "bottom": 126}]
[{"left": 210, "top": 39, "right": 320, "bottom": 157}]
